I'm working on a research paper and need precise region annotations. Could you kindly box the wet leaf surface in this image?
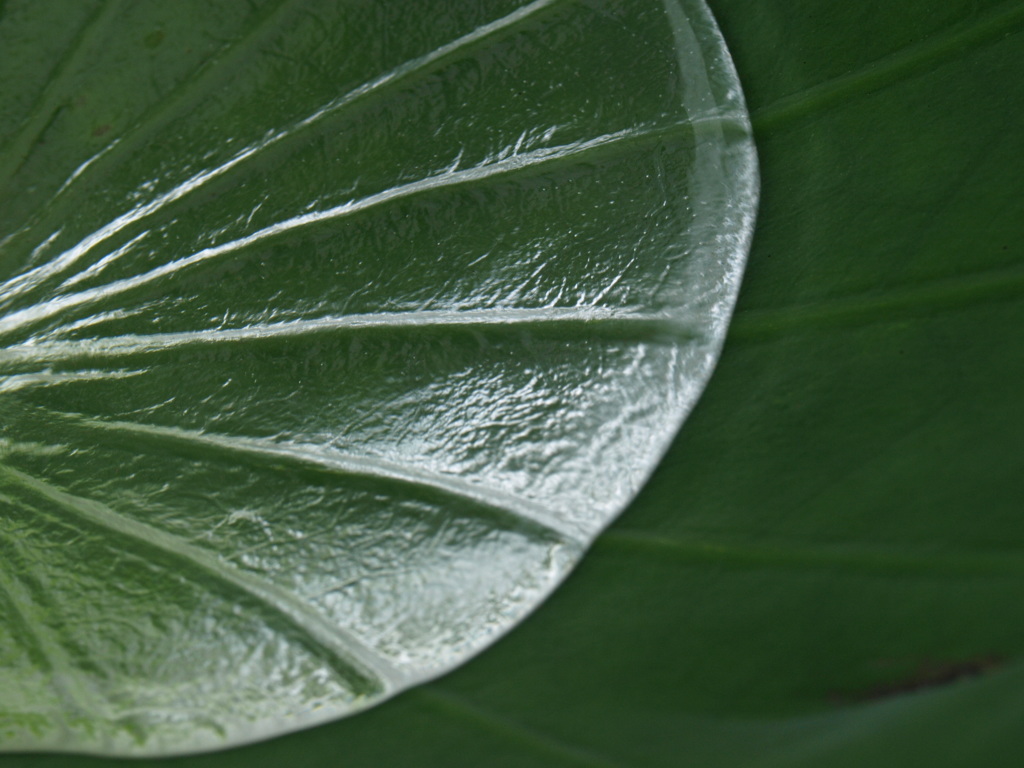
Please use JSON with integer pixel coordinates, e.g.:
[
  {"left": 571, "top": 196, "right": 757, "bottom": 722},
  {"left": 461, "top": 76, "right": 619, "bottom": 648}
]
[
  {"left": 0, "top": 0, "right": 756, "bottom": 755},
  {"left": 6, "top": 0, "right": 1022, "bottom": 766}
]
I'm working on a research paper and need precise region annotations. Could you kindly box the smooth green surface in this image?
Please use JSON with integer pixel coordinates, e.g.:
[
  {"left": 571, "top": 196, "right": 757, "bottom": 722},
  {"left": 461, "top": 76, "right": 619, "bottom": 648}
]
[
  {"left": 0, "top": 0, "right": 757, "bottom": 756},
  {"left": 5, "top": 0, "right": 1024, "bottom": 765}
]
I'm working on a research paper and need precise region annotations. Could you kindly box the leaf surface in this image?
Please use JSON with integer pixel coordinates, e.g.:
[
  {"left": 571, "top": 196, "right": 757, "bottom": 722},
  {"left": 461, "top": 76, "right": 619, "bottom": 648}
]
[
  {"left": 0, "top": 0, "right": 757, "bottom": 755},
  {"left": 8, "top": 0, "right": 1022, "bottom": 766}
]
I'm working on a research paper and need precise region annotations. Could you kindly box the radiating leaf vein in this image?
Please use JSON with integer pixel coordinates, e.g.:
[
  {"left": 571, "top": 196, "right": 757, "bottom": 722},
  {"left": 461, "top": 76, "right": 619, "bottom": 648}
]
[
  {"left": 0, "top": 465, "right": 405, "bottom": 693},
  {"left": 752, "top": 0, "right": 1024, "bottom": 131},
  {"left": 0, "top": 307, "right": 696, "bottom": 367},
  {"left": 0, "top": 0, "right": 122, "bottom": 191},
  {"left": 45, "top": 413, "right": 586, "bottom": 544},
  {"left": 35, "top": 0, "right": 303, "bottom": 213},
  {"left": 730, "top": 261, "right": 1024, "bottom": 341},
  {"left": 0, "top": 0, "right": 567, "bottom": 303},
  {"left": 0, "top": 553, "right": 104, "bottom": 722},
  {"left": 601, "top": 530, "right": 1024, "bottom": 577},
  {"left": 416, "top": 688, "right": 624, "bottom": 768}
]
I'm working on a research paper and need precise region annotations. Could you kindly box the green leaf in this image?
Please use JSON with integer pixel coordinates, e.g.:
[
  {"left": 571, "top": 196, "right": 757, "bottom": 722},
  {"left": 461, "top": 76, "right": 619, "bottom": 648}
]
[
  {"left": 5, "top": 0, "right": 1024, "bottom": 765},
  {"left": 0, "top": 0, "right": 756, "bottom": 756}
]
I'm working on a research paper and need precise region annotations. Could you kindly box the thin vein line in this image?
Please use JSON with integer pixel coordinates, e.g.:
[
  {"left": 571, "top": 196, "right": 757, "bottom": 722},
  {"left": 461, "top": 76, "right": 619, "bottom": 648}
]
[
  {"left": 0, "top": 368, "right": 141, "bottom": 395},
  {"left": 41, "top": 0, "right": 301, "bottom": 204},
  {"left": 599, "top": 530, "right": 1024, "bottom": 578},
  {"left": 417, "top": 688, "right": 625, "bottom": 768},
  {"left": 0, "top": 0, "right": 122, "bottom": 190},
  {"left": 0, "top": 464, "right": 405, "bottom": 692},
  {"left": 0, "top": 307, "right": 694, "bottom": 366},
  {"left": 52, "top": 414, "right": 584, "bottom": 544},
  {"left": 752, "top": 0, "right": 1024, "bottom": 132},
  {"left": 0, "top": 546, "right": 103, "bottom": 723},
  {"left": 0, "top": 0, "right": 300, "bottom": 263},
  {"left": 729, "top": 261, "right": 1024, "bottom": 342},
  {"left": 0, "top": 569, "right": 74, "bottom": 707}
]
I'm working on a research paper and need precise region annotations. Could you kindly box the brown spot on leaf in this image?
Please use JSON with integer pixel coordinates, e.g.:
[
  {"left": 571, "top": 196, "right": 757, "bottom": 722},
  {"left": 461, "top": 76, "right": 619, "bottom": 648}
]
[
  {"left": 92, "top": 124, "right": 112, "bottom": 138},
  {"left": 831, "top": 655, "right": 1004, "bottom": 704}
]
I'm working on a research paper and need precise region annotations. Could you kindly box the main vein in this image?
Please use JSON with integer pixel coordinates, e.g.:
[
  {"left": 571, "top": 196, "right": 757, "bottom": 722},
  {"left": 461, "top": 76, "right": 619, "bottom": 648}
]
[{"left": 0, "top": 307, "right": 695, "bottom": 369}]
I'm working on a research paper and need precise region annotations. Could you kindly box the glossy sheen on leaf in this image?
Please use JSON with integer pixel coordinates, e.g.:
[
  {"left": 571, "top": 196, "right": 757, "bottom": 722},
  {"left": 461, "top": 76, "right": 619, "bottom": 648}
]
[{"left": 0, "top": 0, "right": 756, "bottom": 756}]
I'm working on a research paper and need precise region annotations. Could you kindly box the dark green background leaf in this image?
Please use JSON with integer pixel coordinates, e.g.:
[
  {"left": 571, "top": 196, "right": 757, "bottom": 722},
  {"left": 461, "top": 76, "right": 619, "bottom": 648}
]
[{"left": 6, "top": 0, "right": 1024, "bottom": 765}]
